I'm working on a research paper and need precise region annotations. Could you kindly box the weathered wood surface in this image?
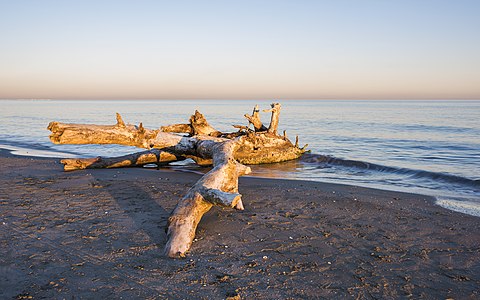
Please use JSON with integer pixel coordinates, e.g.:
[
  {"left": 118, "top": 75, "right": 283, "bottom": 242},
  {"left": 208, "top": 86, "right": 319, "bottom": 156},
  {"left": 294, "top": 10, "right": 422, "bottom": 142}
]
[
  {"left": 60, "top": 149, "right": 180, "bottom": 171},
  {"left": 164, "top": 139, "right": 251, "bottom": 257},
  {"left": 48, "top": 113, "right": 160, "bottom": 148},
  {"left": 48, "top": 103, "right": 307, "bottom": 257}
]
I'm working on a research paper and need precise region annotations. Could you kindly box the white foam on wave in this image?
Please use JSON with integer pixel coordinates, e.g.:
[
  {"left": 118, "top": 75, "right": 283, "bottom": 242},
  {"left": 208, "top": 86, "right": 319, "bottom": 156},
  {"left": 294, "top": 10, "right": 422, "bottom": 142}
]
[
  {"left": 0, "top": 144, "right": 77, "bottom": 158},
  {"left": 436, "top": 197, "right": 480, "bottom": 217}
]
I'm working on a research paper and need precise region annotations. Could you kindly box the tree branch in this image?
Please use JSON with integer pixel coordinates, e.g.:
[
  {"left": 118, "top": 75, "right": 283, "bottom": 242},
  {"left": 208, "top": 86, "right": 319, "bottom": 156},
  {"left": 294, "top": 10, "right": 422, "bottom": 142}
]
[
  {"left": 263, "top": 103, "right": 281, "bottom": 135},
  {"left": 59, "top": 149, "right": 180, "bottom": 171}
]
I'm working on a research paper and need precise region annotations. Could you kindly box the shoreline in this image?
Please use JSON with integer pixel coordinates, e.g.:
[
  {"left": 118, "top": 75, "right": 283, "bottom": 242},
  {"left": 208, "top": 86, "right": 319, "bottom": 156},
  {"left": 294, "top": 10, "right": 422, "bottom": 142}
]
[
  {"left": 2, "top": 142, "right": 480, "bottom": 218},
  {"left": 1, "top": 150, "right": 479, "bottom": 298}
]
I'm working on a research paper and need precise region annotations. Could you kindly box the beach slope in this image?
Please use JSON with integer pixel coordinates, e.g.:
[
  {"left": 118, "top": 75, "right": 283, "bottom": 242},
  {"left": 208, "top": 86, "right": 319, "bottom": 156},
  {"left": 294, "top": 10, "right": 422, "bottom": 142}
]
[{"left": 0, "top": 150, "right": 479, "bottom": 299}]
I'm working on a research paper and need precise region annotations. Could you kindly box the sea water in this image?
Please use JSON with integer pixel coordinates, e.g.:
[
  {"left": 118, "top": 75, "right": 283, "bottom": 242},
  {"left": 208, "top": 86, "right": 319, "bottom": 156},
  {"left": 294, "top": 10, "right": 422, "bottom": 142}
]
[{"left": 1, "top": 100, "right": 479, "bottom": 216}]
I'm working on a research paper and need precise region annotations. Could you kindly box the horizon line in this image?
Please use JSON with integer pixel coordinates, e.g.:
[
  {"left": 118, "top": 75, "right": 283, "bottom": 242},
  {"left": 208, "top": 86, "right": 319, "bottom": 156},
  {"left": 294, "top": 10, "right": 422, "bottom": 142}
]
[{"left": 2, "top": 97, "right": 480, "bottom": 101}]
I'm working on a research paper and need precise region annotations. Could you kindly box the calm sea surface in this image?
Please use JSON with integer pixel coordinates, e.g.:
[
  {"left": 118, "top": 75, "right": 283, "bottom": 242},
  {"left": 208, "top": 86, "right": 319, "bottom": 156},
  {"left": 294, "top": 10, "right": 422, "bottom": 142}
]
[{"left": 1, "top": 100, "right": 479, "bottom": 216}]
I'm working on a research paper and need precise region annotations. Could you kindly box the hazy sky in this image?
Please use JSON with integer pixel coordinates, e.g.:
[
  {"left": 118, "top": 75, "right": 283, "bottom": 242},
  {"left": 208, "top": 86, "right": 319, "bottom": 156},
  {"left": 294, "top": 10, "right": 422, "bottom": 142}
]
[{"left": 1, "top": 0, "right": 479, "bottom": 100}]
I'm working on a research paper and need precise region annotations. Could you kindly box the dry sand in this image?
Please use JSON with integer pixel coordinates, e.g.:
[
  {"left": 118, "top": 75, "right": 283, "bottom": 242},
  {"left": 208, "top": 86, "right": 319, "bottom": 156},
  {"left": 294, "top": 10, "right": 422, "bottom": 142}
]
[{"left": 0, "top": 150, "right": 479, "bottom": 299}]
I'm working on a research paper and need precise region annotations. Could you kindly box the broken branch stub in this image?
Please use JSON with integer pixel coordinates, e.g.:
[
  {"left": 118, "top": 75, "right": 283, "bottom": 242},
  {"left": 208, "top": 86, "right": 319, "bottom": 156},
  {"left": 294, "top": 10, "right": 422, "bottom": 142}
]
[
  {"left": 47, "top": 103, "right": 307, "bottom": 258},
  {"left": 244, "top": 104, "right": 267, "bottom": 132},
  {"left": 161, "top": 110, "right": 222, "bottom": 137}
]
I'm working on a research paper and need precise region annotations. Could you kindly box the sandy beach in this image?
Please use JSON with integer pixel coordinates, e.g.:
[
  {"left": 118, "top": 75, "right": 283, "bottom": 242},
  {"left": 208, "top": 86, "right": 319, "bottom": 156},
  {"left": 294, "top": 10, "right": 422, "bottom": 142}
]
[{"left": 0, "top": 149, "right": 479, "bottom": 299}]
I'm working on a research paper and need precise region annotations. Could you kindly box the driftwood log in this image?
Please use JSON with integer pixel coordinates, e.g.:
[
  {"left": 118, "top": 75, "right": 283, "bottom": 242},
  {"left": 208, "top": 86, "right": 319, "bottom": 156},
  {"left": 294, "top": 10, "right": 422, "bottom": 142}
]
[{"left": 48, "top": 103, "right": 307, "bottom": 257}]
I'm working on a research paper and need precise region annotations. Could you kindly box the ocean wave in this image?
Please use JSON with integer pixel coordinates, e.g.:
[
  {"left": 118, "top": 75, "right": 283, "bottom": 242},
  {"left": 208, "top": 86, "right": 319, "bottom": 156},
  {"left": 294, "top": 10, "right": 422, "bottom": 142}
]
[
  {"left": 301, "top": 153, "right": 480, "bottom": 190},
  {"left": 436, "top": 197, "right": 480, "bottom": 217}
]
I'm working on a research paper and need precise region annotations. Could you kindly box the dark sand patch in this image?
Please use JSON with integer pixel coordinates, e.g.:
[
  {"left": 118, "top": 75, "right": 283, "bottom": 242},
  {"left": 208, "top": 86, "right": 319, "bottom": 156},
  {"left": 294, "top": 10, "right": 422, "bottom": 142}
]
[{"left": 0, "top": 150, "right": 479, "bottom": 299}]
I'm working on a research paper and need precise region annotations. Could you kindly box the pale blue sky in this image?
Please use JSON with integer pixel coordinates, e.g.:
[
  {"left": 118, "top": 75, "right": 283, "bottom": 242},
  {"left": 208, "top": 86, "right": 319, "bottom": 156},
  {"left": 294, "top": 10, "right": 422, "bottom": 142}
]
[{"left": 1, "top": 0, "right": 479, "bottom": 99}]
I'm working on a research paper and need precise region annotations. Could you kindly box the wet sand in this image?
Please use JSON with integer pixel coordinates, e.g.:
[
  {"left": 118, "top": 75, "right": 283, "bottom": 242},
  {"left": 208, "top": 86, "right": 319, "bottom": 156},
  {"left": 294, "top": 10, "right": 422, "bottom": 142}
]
[{"left": 0, "top": 150, "right": 479, "bottom": 299}]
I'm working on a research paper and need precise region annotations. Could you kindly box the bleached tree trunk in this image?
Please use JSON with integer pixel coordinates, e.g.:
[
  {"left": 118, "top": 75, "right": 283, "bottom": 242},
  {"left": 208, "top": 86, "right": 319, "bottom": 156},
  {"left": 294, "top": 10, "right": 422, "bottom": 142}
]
[
  {"left": 47, "top": 113, "right": 160, "bottom": 149},
  {"left": 47, "top": 103, "right": 307, "bottom": 257}
]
